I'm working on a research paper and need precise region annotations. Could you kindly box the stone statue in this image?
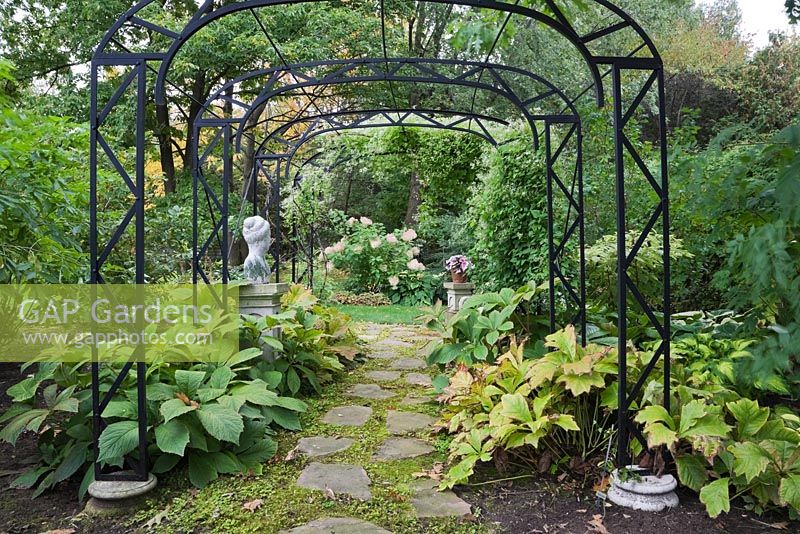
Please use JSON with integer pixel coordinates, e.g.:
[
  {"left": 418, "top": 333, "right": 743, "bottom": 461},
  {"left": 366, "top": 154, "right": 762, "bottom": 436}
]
[{"left": 242, "top": 216, "right": 272, "bottom": 283}]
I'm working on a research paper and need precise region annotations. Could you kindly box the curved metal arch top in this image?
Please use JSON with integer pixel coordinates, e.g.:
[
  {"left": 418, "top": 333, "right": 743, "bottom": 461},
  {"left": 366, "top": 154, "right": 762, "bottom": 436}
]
[
  {"left": 201, "top": 57, "right": 580, "bottom": 124},
  {"left": 192, "top": 58, "right": 580, "bottom": 154},
  {"left": 94, "top": 0, "right": 664, "bottom": 109},
  {"left": 250, "top": 108, "right": 506, "bottom": 162}
]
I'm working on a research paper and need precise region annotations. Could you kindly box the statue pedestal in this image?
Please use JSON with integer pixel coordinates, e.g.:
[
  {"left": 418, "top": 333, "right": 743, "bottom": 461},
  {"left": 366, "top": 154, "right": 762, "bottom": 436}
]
[
  {"left": 239, "top": 283, "right": 290, "bottom": 360},
  {"left": 239, "top": 283, "right": 289, "bottom": 316},
  {"left": 444, "top": 282, "right": 475, "bottom": 314}
]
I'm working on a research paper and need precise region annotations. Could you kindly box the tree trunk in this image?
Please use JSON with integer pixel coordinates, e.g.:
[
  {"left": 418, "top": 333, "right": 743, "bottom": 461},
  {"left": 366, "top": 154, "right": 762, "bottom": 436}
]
[
  {"left": 156, "top": 102, "right": 177, "bottom": 194},
  {"left": 183, "top": 70, "right": 207, "bottom": 170},
  {"left": 404, "top": 170, "right": 421, "bottom": 227}
]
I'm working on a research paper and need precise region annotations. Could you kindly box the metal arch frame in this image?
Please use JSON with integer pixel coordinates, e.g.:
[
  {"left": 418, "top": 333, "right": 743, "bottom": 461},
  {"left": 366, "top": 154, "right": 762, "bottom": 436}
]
[
  {"left": 89, "top": 0, "right": 670, "bottom": 482},
  {"left": 276, "top": 114, "right": 505, "bottom": 289},
  {"left": 200, "top": 96, "right": 584, "bottom": 344},
  {"left": 277, "top": 119, "right": 586, "bottom": 336},
  {"left": 191, "top": 107, "right": 509, "bottom": 288},
  {"left": 191, "top": 55, "right": 580, "bottom": 288},
  {"left": 207, "top": 57, "right": 586, "bottom": 150}
]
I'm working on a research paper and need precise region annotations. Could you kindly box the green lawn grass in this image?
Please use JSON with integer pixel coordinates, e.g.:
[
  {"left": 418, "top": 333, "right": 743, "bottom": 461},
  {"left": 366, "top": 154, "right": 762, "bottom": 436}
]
[{"left": 334, "top": 304, "right": 422, "bottom": 324}]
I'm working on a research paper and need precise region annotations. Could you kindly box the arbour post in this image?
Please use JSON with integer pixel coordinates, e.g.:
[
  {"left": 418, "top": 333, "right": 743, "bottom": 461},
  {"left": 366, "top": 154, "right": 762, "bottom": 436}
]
[
  {"left": 89, "top": 58, "right": 150, "bottom": 482},
  {"left": 610, "top": 60, "right": 671, "bottom": 466}
]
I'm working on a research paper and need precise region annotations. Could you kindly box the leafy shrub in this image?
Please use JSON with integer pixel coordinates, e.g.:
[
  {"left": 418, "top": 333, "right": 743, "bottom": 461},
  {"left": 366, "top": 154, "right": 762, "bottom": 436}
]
[
  {"left": 388, "top": 270, "right": 443, "bottom": 306},
  {"left": 437, "top": 326, "right": 619, "bottom": 488},
  {"left": 325, "top": 217, "right": 426, "bottom": 295},
  {"left": 0, "top": 61, "right": 87, "bottom": 283},
  {"left": 467, "top": 137, "right": 549, "bottom": 290},
  {"left": 332, "top": 292, "right": 391, "bottom": 306},
  {"left": 241, "top": 285, "right": 363, "bottom": 396},
  {"left": 0, "top": 347, "right": 304, "bottom": 498},
  {"left": 585, "top": 231, "right": 693, "bottom": 311},
  {"left": 426, "top": 282, "right": 550, "bottom": 367},
  {"left": 0, "top": 286, "right": 360, "bottom": 498},
  {"left": 638, "top": 398, "right": 800, "bottom": 517}
]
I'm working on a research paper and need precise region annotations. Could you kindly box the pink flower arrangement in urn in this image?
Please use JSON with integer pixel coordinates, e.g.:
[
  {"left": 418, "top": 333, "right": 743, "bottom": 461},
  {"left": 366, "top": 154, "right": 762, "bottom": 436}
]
[{"left": 445, "top": 254, "right": 472, "bottom": 283}]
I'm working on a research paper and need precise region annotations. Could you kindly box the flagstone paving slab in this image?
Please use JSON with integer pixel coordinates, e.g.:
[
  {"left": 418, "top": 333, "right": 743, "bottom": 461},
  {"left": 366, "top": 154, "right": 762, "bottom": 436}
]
[
  {"left": 346, "top": 384, "right": 397, "bottom": 400},
  {"left": 410, "top": 479, "right": 472, "bottom": 518},
  {"left": 296, "top": 463, "right": 372, "bottom": 501},
  {"left": 389, "top": 358, "right": 427, "bottom": 370},
  {"left": 400, "top": 394, "right": 433, "bottom": 406},
  {"left": 294, "top": 436, "right": 355, "bottom": 458},
  {"left": 386, "top": 410, "right": 436, "bottom": 435},
  {"left": 373, "top": 438, "right": 434, "bottom": 460},
  {"left": 404, "top": 372, "right": 432, "bottom": 386},
  {"left": 367, "top": 351, "right": 400, "bottom": 360},
  {"left": 375, "top": 339, "right": 413, "bottom": 348},
  {"left": 321, "top": 406, "right": 373, "bottom": 427},
  {"left": 279, "top": 517, "right": 393, "bottom": 534},
  {"left": 365, "top": 370, "right": 402, "bottom": 382}
]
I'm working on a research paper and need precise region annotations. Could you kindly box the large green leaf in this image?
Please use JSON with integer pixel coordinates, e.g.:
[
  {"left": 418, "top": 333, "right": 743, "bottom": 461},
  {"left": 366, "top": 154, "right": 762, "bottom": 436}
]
[
  {"left": 237, "top": 438, "right": 278, "bottom": 469},
  {"left": 265, "top": 406, "right": 301, "bottom": 430},
  {"left": 779, "top": 474, "right": 800, "bottom": 510},
  {"left": 208, "top": 367, "right": 235, "bottom": 390},
  {"left": 727, "top": 399, "right": 769, "bottom": 438},
  {"left": 175, "top": 370, "right": 206, "bottom": 397},
  {"left": 675, "top": 454, "right": 708, "bottom": 491},
  {"left": 196, "top": 404, "right": 243, "bottom": 444},
  {"left": 634, "top": 405, "right": 674, "bottom": 429},
  {"left": 643, "top": 422, "right": 678, "bottom": 449},
  {"left": 699, "top": 478, "right": 730, "bottom": 518},
  {"left": 230, "top": 381, "right": 280, "bottom": 406},
  {"left": 188, "top": 452, "right": 218, "bottom": 488},
  {"left": 499, "top": 394, "right": 532, "bottom": 424},
  {"left": 152, "top": 453, "right": 181, "bottom": 474},
  {"left": 730, "top": 442, "right": 772, "bottom": 482},
  {"left": 155, "top": 419, "right": 190, "bottom": 456},
  {"left": 97, "top": 421, "right": 140, "bottom": 462},
  {"left": 557, "top": 372, "right": 605, "bottom": 396},
  {"left": 160, "top": 398, "right": 196, "bottom": 423},
  {"left": 678, "top": 400, "right": 708, "bottom": 435},
  {"left": 52, "top": 444, "right": 87, "bottom": 484},
  {"left": 681, "top": 415, "right": 731, "bottom": 440},
  {"left": 0, "top": 408, "right": 49, "bottom": 445}
]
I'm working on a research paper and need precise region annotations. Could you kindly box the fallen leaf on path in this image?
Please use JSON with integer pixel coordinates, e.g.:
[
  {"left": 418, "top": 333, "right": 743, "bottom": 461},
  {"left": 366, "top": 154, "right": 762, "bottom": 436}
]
[
  {"left": 284, "top": 447, "right": 299, "bottom": 461},
  {"left": 412, "top": 462, "right": 444, "bottom": 481},
  {"left": 587, "top": 514, "right": 609, "bottom": 534},
  {"left": 593, "top": 475, "right": 610, "bottom": 493},
  {"left": 145, "top": 507, "right": 169, "bottom": 530},
  {"left": 242, "top": 499, "right": 263, "bottom": 512}
]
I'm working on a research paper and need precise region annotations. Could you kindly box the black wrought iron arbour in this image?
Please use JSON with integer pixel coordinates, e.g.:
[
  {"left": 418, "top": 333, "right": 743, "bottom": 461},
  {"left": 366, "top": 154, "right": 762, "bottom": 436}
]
[{"left": 90, "top": 0, "right": 670, "bottom": 482}]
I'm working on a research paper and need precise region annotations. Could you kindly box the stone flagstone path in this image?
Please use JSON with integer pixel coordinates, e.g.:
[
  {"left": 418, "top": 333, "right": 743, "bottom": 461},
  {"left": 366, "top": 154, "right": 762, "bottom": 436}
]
[{"left": 282, "top": 322, "right": 472, "bottom": 533}]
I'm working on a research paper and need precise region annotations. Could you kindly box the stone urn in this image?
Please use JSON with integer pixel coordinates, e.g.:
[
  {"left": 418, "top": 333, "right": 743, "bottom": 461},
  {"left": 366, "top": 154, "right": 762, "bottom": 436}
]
[{"left": 607, "top": 465, "right": 679, "bottom": 512}]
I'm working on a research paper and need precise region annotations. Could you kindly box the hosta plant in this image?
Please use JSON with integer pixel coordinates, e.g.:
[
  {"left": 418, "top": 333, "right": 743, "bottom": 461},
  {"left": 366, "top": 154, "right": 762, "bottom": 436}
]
[
  {"left": 241, "top": 285, "right": 362, "bottom": 396},
  {"left": 426, "top": 282, "right": 550, "bottom": 367},
  {"left": 0, "top": 342, "right": 310, "bottom": 498}
]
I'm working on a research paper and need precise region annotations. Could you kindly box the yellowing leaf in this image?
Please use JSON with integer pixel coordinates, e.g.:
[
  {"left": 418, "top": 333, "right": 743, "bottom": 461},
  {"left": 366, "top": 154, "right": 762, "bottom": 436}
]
[{"left": 699, "top": 478, "right": 730, "bottom": 518}]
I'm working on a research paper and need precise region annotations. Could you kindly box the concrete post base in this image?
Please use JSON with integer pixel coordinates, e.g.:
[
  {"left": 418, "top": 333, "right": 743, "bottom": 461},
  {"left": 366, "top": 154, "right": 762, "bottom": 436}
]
[
  {"left": 607, "top": 466, "right": 679, "bottom": 512},
  {"left": 85, "top": 472, "right": 157, "bottom": 515},
  {"left": 444, "top": 282, "right": 475, "bottom": 314}
]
